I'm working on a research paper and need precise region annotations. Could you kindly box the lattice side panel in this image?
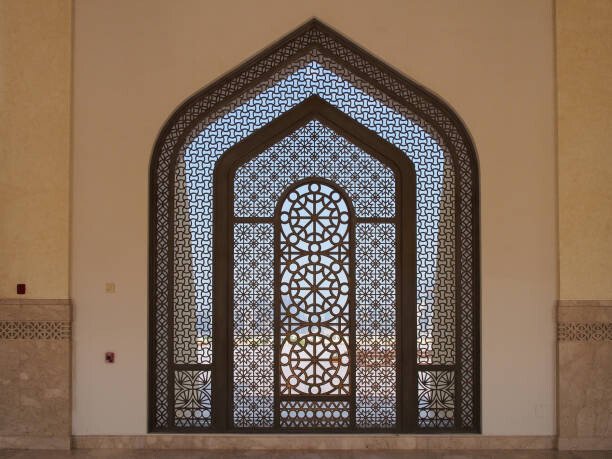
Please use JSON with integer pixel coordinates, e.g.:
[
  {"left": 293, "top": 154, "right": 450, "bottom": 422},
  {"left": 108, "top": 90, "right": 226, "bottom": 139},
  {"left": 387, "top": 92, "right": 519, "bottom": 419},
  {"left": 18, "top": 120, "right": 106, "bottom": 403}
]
[
  {"left": 355, "top": 223, "right": 397, "bottom": 428},
  {"left": 232, "top": 223, "right": 275, "bottom": 428}
]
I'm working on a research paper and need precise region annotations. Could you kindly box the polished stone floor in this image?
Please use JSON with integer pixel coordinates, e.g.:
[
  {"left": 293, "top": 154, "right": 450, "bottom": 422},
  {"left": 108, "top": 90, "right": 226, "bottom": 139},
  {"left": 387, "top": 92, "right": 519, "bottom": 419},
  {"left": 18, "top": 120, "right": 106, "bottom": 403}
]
[{"left": 0, "top": 451, "right": 610, "bottom": 459}]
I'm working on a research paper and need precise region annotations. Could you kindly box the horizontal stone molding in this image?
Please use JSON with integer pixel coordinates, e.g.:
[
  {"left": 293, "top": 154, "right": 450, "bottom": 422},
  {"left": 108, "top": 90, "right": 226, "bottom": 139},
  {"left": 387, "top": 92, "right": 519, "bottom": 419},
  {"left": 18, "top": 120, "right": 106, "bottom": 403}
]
[
  {"left": 0, "top": 435, "right": 71, "bottom": 450},
  {"left": 0, "top": 298, "right": 72, "bottom": 327},
  {"left": 0, "top": 298, "right": 71, "bottom": 305},
  {"left": 558, "top": 436, "right": 612, "bottom": 451},
  {"left": 558, "top": 300, "right": 612, "bottom": 323},
  {"left": 558, "top": 299, "right": 612, "bottom": 308},
  {"left": 558, "top": 322, "right": 612, "bottom": 341},
  {"left": 72, "top": 434, "right": 556, "bottom": 450}
]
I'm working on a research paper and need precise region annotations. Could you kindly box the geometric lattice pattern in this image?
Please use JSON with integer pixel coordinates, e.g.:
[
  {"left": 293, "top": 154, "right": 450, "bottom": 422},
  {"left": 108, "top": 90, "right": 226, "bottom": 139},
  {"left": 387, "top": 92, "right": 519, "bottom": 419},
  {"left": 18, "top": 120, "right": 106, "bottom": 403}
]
[
  {"left": 355, "top": 223, "right": 397, "bottom": 428},
  {"left": 235, "top": 121, "right": 395, "bottom": 219},
  {"left": 280, "top": 400, "right": 351, "bottom": 428},
  {"left": 150, "top": 20, "right": 479, "bottom": 432},
  {"left": 233, "top": 123, "right": 402, "bottom": 429},
  {"left": 232, "top": 223, "right": 274, "bottom": 428},
  {"left": 558, "top": 322, "right": 612, "bottom": 341},
  {"left": 172, "top": 55, "right": 457, "bottom": 371},
  {"left": 417, "top": 370, "right": 455, "bottom": 428},
  {"left": 278, "top": 182, "right": 352, "bottom": 398},
  {"left": 173, "top": 154, "right": 213, "bottom": 366},
  {"left": 174, "top": 370, "right": 212, "bottom": 427},
  {"left": 0, "top": 321, "right": 71, "bottom": 340}
]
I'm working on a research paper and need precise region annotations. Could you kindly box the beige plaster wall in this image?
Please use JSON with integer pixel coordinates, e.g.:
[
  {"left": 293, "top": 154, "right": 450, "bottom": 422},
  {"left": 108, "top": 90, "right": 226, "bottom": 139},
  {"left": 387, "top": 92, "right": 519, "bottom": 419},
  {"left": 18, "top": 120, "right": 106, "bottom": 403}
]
[
  {"left": 72, "top": 0, "right": 557, "bottom": 435},
  {"left": 0, "top": 0, "right": 72, "bottom": 299},
  {"left": 556, "top": 3, "right": 612, "bottom": 450},
  {"left": 556, "top": 0, "right": 612, "bottom": 300}
]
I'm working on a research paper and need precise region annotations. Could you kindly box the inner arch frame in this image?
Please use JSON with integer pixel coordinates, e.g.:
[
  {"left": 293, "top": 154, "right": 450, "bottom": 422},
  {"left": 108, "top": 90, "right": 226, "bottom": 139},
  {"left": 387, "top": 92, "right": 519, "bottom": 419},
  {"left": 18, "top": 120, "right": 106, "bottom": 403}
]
[{"left": 213, "top": 96, "right": 416, "bottom": 431}]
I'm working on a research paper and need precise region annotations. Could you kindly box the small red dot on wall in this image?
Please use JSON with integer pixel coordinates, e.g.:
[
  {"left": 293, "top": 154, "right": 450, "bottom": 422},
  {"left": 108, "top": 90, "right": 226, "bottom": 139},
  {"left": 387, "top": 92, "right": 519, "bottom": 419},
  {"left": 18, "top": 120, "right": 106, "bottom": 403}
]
[
  {"left": 16, "top": 284, "right": 26, "bottom": 295},
  {"left": 105, "top": 352, "right": 115, "bottom": 363}
]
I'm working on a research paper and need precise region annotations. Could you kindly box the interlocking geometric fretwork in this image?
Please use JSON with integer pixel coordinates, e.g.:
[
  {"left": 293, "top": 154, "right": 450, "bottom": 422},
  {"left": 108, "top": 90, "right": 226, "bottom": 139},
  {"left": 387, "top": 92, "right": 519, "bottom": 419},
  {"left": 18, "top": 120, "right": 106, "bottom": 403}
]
[
  {"left": 279, "top": 182, "right": 351, "bottom": 397},
  {"left": 151, "top": 20, "right": 479, "bottom": 432},
  {"left": 174, "top": 370, "right": 212, "bottom": 427},
  {"left": 232, "top": 223, "right": 275, "bottom": 428},
  {"left": 280, "top": 400, "right": 351, "bottom": 428},
  {"left": 355, "top": 223, "right": 397, "bottom": 428},
  {"left": 0, "top": 321, "right": 71, "bottom": 340},
  {"left": 235, "top": 120, "right": 395, "bottom": 219},
  {"left": 174, "top": 155, "right": 213, "bottom": 365},
  {"left": 173, "top": 56, "right": 457, "bottom": 373},
  {"left": 233, "top": 122, "right": 401, "bottom": 430},
  {"left": 417, "top": 370, "right": 455, "bottom": 428},
  {"left": 558, "top": 322, "right": 612, "bottom": 341}
]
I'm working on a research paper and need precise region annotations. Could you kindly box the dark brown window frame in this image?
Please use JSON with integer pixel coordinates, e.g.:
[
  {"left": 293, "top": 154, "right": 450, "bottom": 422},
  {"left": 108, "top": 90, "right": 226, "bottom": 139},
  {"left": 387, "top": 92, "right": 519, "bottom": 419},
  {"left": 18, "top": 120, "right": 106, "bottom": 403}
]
[{"left": 149, "top": 19, "right": 480, "bottom": 434}]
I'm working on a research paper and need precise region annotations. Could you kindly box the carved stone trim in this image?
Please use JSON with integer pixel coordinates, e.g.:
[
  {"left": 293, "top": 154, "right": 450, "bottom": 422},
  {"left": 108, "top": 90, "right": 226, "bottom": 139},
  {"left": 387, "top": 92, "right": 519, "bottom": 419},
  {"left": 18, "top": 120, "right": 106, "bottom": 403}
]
[
  {"left": 557, "top": 299, "right": 612, "bottom": 308},
  {"left": 557, "top": 322, "right": 612, "bottom": 341},
  {"left": 0, "top": 298, "right": 71, "bottom": 305},
  {"left": 0, "top": 321, "right": 71, "bottom": 340},
  {"left": 557, "top": 299, "right": 612, "bottom": 324}
]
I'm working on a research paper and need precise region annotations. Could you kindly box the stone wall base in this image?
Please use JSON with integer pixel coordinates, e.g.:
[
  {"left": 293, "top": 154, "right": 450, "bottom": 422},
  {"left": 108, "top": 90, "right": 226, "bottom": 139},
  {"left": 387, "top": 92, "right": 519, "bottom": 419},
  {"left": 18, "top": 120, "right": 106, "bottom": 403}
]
[
  {"left": 4, "top": 434, "right": 609, "bottom": 451},
  {"left": 558, "top": 436, "right": 612, "bottom": 451},
  {"left": 71, "top": 434, "right": 557, "bottom": 450},
  {"left": 0, "top": 435, "right": 71, "bottom": 450}
]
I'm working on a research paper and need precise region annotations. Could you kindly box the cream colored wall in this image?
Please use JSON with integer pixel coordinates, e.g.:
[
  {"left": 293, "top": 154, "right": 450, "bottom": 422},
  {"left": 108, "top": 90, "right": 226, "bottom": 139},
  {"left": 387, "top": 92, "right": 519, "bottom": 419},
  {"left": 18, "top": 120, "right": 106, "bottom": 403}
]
[
  {"left": 0, "top": 0, "right": 71, "bottom": 299},
  {"left": 72, "top": 0, "right": 557, "bottom": 435},
  {"left": 556, "top": 0, "right": 612, "bottom": 300}
]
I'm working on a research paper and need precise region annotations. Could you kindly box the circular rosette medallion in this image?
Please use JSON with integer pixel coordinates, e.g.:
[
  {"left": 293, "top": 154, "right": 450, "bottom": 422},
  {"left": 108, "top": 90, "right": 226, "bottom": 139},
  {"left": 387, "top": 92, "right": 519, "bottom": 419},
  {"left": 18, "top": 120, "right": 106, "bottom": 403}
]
[
  {"left": 280, "top": 254, "right": 349, "bottom": 319},
  {"left": 280, "top": 182, "right": 349, "bottom": 252},
  {"left": 280, "top": 326, "right": 350, "bottom": 395}
]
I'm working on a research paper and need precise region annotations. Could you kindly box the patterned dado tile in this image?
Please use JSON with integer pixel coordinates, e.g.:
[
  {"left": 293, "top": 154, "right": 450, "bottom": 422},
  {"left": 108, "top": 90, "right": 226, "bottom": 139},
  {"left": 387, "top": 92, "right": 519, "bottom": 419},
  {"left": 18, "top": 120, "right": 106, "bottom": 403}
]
[
  {"left": 0, "top": 299, "right": 71, "bottom": 340},
  {"left": 0, "top": 299, "right": 71, "bottom": 449},
  {"left": 557, "top": 300, "right": 612, "bottom": 450},
  {"left": 0, "top": 321, "right": 71, "bottom": 340},
  {"left": 558, "top": 322, "right": 612, "bottom": 341}
]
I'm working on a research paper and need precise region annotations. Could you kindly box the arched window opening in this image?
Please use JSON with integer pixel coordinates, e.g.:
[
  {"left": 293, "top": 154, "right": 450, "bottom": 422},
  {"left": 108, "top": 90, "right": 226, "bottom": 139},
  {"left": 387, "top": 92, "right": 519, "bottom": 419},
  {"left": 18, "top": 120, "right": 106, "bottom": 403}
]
[{"left": 150, "top": 20, "right": 480, "bottom": 433}]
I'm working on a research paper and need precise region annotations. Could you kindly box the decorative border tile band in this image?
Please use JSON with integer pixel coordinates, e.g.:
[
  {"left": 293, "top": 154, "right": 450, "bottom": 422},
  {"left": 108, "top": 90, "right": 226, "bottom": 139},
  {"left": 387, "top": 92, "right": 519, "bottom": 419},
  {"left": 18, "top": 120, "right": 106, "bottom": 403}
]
[
  {"left": 0, "top": 321, "right": 71, "bottom": 340},
  {"left": 558, "top": 322, "right": 612, "bottom": 341}
]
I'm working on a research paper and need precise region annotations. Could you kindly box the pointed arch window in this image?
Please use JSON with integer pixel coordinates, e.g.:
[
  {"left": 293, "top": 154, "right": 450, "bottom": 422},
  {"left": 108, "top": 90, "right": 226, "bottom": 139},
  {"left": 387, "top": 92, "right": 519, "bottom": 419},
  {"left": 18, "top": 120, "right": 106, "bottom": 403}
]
[{"left": 150, "top": 20, "right": 480, "bottom": 433}]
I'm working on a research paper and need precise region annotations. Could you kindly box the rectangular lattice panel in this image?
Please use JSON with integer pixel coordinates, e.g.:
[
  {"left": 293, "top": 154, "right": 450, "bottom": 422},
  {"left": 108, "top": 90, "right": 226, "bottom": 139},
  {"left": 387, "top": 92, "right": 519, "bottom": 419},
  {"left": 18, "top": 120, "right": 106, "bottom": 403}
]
[
  {"left": 417, "top": 370, "right": 455, "bottom": 428},
  {"left": 174, "top": 370, "right": 212, "bottom": 428},
  {"left": 280, "top": 400, "right": 351, "bottom": 428}
]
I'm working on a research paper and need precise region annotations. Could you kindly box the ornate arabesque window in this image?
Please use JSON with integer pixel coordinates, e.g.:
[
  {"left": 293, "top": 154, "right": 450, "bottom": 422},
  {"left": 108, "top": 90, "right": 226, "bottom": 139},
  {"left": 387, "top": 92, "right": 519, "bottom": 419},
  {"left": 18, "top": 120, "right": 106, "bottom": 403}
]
[{"left": 150, "top": 20, "right": 480, "bottom": 433}]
